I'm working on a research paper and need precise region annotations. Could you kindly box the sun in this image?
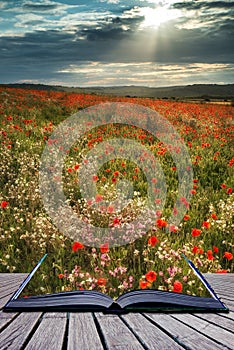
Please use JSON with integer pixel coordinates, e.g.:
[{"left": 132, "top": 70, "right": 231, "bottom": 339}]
[{"left": 140, "top": 6, "right": 181, "bottom": 29}]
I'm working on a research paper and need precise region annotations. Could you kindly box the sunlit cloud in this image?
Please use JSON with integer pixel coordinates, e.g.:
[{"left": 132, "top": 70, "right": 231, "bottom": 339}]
[
  {"left": 139, "top": 5, "right": 182, "bottom": 29},
  {"left": 56, "top": 62, "right": 234, "bottom": 86}
]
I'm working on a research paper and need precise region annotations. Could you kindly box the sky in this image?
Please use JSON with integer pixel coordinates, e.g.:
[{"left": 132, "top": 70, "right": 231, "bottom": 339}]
[{"left": 0, "top": 0, "right": 233, "bottom": 87}]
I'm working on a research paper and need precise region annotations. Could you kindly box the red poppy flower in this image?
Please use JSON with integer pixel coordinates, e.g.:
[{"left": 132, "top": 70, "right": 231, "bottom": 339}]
[
  {"left": 223, "top": 252, "right": 233, "bottom": 260},
  {"left": 228, "top": 157, "right": 234, "bottom": 167},
  {"left": 191, "top": 228, "right": 202, "bottom": 237},
  {"left": 169, "top": 225, "right": 177, "bottom": 233},
  {"left": 213, "top": 246, "right": 219, "bottom": 253},
  {"left": 112, "top": 217, "right": 121, "bottom": 226},
  {"left": 216, "top": 270, "right": 228, "bottom": 273},
  {"left": 148, "top": 236, "right": 159, "bottom": 247},
  {"left": 184, "top": 214, "right": 190, "bottom": 221},
  {"left": 95, "top": 194, "right": 103, "bottom": 202},
  {"left": 173, "top": 280, "right": 183, "bottom": 293},
  {"left": 156, "top": 219, "right": 167, "bottom": 228},
  {"left": 202, "top": 221, "right": 210, "bottom": 229},
  {"left": 1, "top": 201, "right": 9, "bottom": 208},
  {"left": 206, "top": 250, "right": 214, "bottom": 260},
  {"left": 211, "top": 213, "right": 218, "bottom": 220},
  {"left": 97, "top": 278, "right": 107, "bottom": 286},
  {"left": 100, "top": 243, "right": 109, "bottom": 253},
  {"left": 145, "top": 271, "right": 157, "bottom": 282},
  {"left": 227, "top": 188, "right": 233, "bottom": 194},
  {"left": 72, "top": 242, "right": 84, "bottom": 252},
  {"left": 139, "top": 281, "right": 151, "bottom": 289},
  {"left": 192, "top": 245, "right": 199, "bottom": 254},
  {"left": 188, "top": 141, "right": 192, "bottom": 148},
  {"left": 58, "top": 273, "right": 64, "bottom": 279},
  {"left": 192, "top": 245, "right": 204, "bottom": 254}
]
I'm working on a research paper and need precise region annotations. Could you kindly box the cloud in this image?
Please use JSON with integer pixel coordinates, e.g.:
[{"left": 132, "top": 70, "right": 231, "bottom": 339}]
[
  {"left": 0, "top": 0, "right": 233, "bottom": 86},
  {"left": 172, "top": 1, "right": 234, "bottom": 10},
  {"left": 22, "top": 1, "right": 63, "bottom": 12},
  {"left": 15, "top": 13, "right": 45, "bottom": 27},
  {"left": 172, "top": 0, "right": 234, "bottom": 30},
  {"left": 14, "top": 61, "right": 234, "bottom": 87},
  {"left": 5, "top": 0, "right": 79, "bottom": 14},
  {"left": 99, "top": 0, "right": 120, "bottom": 3}
]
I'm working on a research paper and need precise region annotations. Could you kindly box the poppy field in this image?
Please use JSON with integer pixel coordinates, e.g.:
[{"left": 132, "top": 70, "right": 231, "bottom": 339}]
[{"left": 0, "top": 86, "right": 233, "bottom": 298}]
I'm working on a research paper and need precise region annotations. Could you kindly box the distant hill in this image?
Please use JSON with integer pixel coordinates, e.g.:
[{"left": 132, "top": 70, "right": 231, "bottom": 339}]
[{"left": 1, "top": 83, "right": 234, "bottom": 100}]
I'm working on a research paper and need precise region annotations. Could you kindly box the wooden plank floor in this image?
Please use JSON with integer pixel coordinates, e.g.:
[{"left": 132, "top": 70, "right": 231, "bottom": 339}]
[{"left": 0, "top": 273, "right": 233, "bottom": 350}]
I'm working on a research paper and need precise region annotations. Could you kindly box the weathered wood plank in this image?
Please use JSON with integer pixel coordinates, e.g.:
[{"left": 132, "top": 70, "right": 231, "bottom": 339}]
[
  {"left": 213, "top": 293, "right": 234, "bottom": 302},
  {"left": 0, "top": 310, "right": 18, "bottom": 331},
  {"left": 0, "top": 274, "right": 27, "bottom": 287},
  {"left": 204, "top": 275, "right": 234, "bottom": 306},
  {"left": 0, "top": 312, "right": 42, "bottom": 350},
  {"left": 220, "top": 311, "right": 234, "bottom": 321},
  {"left": 0, "top": 292, "right": 23, "bottom": 309},
  {"left": 24, "top": 313, "right": 67, "bottom": 350},
  {"left": 173, "top": 313, "right": 234, "bottom": 349},
  {"left": 95, "top": 313, "right": 145, "bottom": 350},
  {"left": 193, "top": 313, "right": 234, "bottom": 333},
  {"left": 0, "top": 280, "right": 27, "bottom": 295},
  {"left": 0, "top": 276, "right": 26, "bottom": 288},
  {"left": 67, "top": 313, "right": 104, "bottom": 350},
  {"left": 209, "top": 286, "right": 234, "bottom": 295},
  {"left": 0, "top": 273, "right": 28, "bottom": 308},
  {"left": 145, "top": 313, "right": 227, "bottom": 350},
  {"left": 0, "top": 281, "right": 26, "bottom": 297},
  {"left": 204, "top": 275, "right": 234, "bottom": 290},
  {"left": 122, "top": 313, "right": 184, "bottom": 349}
]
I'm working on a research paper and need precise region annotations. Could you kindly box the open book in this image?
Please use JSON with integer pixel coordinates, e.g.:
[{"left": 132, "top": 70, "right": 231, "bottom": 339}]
[{"left": 3, "top": 254, "right": 228, "bottom": 313}]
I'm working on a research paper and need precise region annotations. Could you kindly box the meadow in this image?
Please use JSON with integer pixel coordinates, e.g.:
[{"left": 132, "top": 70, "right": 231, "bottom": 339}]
[{"left": 0, "top": 87, "right": 233, "bottom": 298}]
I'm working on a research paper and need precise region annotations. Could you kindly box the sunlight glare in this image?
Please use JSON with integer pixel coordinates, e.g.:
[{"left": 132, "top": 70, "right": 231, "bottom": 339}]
[{"left": 140, "top": 6, "right": 181, "bottom": 29}]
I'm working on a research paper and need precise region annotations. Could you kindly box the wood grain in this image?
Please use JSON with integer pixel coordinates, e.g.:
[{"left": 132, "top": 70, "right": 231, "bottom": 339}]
[
  {"left": 144, "top": 313, "right": 228, "bottom": 350},
  {"left": 24, "top": 313, "right": 67, "bottom": 350},
  {"left": 67, "top": 313, "right": 104, "bottom": 350},
  {"left": 95, "top": 312, "right": 145, "bottom": 350},
  {"left": 0, "top": 312, "right": 42, "bottom": 350},
  {"left": 122, "top": 313, "right": 184, "bottom": 349}
]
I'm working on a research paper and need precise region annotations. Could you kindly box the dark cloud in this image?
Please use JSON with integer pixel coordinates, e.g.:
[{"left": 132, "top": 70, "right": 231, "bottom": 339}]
[
  {"left": 0, "top": 19, "right": 232, "bottom": 69},
  {"left": 78, "top": 15, "right": 143, "bottom": 41},
  {"left": 172, "top": 1, "right": 234, "bottom": 10},
  {"left": 23, "top": 3, "right": 59, "bottom": 11}
]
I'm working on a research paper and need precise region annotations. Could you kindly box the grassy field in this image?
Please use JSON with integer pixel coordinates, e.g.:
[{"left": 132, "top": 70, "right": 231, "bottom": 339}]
[{"left": 0, "top": 86, "right": 233, "bottom": 298}]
